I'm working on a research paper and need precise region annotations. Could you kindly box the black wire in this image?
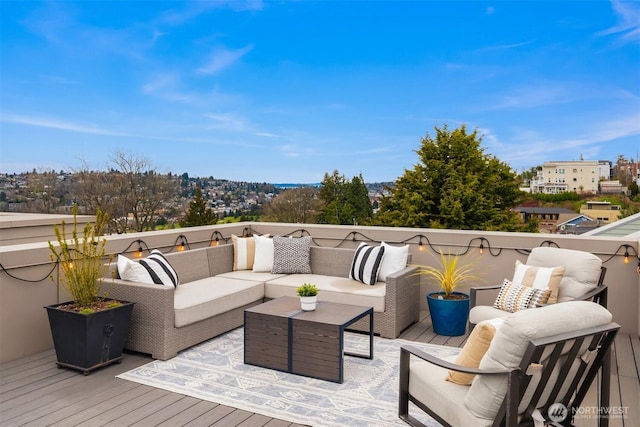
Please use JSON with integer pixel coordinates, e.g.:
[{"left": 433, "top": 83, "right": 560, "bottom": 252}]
[{"left": 0, "top": 261, "right": 57, "bottom": 283}]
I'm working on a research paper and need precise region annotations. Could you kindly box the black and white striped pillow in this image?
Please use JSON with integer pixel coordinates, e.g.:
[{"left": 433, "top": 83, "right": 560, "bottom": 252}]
[
  {"left": 138, "top": 250, "right": 180, "bottom": 288},
  {"left": 349, "top": 243, "right": 385, "bottom": 286}
]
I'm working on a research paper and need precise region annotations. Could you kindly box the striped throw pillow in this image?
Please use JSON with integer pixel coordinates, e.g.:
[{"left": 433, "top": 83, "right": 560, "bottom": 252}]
[
  {"left": 118, "top": 250, "right": 179, "bottom": 288},
  {"left": 232, "top": 235, "right": 255, "bottom": 270},
  {"left": 349, "top": 243, "right": 385, "bottom": 286},
  {"left": 512, "top": 260, "right": 565, "bottom": 304}
]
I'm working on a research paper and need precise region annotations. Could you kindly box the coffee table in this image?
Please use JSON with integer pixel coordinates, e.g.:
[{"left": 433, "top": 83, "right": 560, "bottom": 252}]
[{"left": 244, "top": 296, "right": 373, "bottom": 383}]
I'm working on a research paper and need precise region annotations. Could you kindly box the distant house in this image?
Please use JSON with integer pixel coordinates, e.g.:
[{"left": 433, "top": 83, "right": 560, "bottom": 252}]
[
  {"left": 579, "top": 201, "right": 621, "bottom": 224},
  {"left": 530, "top": 160, "right": 613, "bottom": 195},
  {"left": 512, "top": 206, "right": 577, "bottom": 233},
  {"left": 556, "top": 214, "right": 599, "bottom": 235}
]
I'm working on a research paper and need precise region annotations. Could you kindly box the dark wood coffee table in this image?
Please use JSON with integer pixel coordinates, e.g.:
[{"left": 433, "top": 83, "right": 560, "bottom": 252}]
[{"left": 244, "top": 296, "right": 373, "bottom": 383}]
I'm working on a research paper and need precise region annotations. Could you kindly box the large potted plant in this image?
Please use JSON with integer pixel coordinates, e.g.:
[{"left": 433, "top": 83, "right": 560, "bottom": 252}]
[
  {"left": 46, "top": 205, "right": 134, "bottom": 375},
  {"left": 416, "top": 250, "right": 481, "bottom": 336}
]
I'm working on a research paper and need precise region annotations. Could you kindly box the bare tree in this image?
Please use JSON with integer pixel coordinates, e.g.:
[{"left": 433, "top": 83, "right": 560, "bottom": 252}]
[
  {"left": 263, "top": 187, "right": 321, "bottom": 223},
  {"left": 74, "top": 151, "right": 177, "bottom": 233}
]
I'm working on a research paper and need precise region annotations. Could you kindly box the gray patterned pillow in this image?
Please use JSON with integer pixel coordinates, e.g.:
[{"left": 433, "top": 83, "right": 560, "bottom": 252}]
[{"left": 271, "top": 236, "right": 312, "bottom": 274}]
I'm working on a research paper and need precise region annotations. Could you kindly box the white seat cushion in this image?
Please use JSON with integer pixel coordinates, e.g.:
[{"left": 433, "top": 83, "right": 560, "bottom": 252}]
[
  {"left": 464, "top": 301, "right": 613, "bottom": 419},
  {"left": 174, "top": 277, "right": 265, "bottom": 327},
  {"left": 469, "top": 305, "right": 511, "bottom": 325},
  {"left": 409, "top": 356, "right": 493, "bottom": 427},
  {"left": 265, "top": 274, "right": 386, "bottom": 312},
  {"left": 217, "top": 270, "right": 286, "bottom": 282}
]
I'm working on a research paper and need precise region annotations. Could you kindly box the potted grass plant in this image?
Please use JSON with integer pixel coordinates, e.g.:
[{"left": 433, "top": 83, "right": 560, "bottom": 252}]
[
  {"left": 296, "top": 283, "right": 318, "bottom": 311},
  {"left": 46, "top": 204, "right": 134, "bottom": 375},
  {"left": 415, "top": 250, "right": 482, "bottom": 336}
]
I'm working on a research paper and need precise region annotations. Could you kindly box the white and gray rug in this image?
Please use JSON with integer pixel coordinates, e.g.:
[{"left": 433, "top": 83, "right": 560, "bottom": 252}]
[{"left": 118, "top": 328, "right": 458, "bottom": 426}]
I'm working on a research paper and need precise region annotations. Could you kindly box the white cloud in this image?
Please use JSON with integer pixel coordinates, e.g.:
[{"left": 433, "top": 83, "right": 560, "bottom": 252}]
[
  {"left": 0, "top": 114, "right": 126, "bottom": 136},
  {"left": 196, "top": 44, "right": 254, "bottom": 75},
  {"left": 598, "top": 0, "right": 640, "bottom": 43}
]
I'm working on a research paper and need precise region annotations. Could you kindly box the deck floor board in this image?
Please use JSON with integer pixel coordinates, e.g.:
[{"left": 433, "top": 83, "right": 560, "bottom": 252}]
[{"left": 1, "top": 312, "right": 637, "bottom": 426}]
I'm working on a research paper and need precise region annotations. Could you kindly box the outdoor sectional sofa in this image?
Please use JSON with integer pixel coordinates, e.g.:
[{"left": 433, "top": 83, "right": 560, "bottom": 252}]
[{"left": 107, "top": 240, "right": 420, "bottom": 360}]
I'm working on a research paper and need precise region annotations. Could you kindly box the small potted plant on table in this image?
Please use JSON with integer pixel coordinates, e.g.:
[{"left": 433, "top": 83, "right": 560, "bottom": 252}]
[
  {"left": 296, "top": 283, "right": 318, "bottom": 311},
  {"left": 46, "top": 205, "right": 134, "bottom": 375}
]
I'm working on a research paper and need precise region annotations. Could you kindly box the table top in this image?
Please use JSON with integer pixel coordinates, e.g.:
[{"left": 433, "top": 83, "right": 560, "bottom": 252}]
[{"left": 245, "top": 296, "right": 372, "bottom": 326}]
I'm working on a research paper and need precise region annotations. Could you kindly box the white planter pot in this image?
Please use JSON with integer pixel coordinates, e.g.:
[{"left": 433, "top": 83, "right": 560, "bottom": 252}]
[{"left": 300, "top": 296, "right": 317, "bottom": 311}]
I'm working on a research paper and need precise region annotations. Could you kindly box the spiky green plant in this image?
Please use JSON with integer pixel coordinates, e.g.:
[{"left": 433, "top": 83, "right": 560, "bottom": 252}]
[
  {"left": 415, "top": 250, "right": 482, "bottom": 298},
  {"left": 48, "top": 205, "right": 112, "bottom": 310}
]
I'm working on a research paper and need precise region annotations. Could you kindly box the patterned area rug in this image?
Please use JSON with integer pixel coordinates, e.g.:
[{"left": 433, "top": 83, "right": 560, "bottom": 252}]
[{"left": 118, "top": 328, "right": 458, "bottom": 426}]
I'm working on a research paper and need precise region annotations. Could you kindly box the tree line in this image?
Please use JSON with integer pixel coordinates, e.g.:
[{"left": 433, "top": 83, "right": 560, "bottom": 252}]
[{"left": 7, "top": 124, "right": 635, "bottom": 232}]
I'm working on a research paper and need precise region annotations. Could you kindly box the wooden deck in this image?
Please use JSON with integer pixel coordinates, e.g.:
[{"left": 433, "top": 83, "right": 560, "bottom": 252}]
[{"left": 1, "top": 311, "right": 638, "bottom": 427}]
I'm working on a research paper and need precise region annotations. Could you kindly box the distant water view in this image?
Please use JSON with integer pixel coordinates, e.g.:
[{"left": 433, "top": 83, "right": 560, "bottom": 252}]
[{"left": 273, "top": 183, "right": 321, "bottom": 189}]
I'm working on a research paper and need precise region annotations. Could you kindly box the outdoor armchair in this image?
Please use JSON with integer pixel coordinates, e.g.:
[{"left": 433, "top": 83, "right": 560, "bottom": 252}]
[
  {"left": 469, "top": 247, "right": 607, "bottom": 328},
  {"left": 399, "top": 301, "right": 619, "bottom": 427}
]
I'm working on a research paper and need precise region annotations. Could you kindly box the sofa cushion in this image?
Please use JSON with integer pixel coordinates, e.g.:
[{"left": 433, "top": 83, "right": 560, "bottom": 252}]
[
  {"left": 525, "top": 247, "right": 602, "bottom": 302},
  {"left": 173, "top": 277, "right": 265, "bottom": 327},
  {"left": 252, "top": 234, "right": 274, "bottom": 272},
  {"left": 271, "top": 236, "right": 312, "bottom": 274},
  {"left": 464, "top": 301, "right": 613, "bottom": 420},
  {"left": 349, "top": 242, "right": 385, "bottom": 285},
  {"left": 217, "top": 270, "right": 287, "bottom": 282},
  {"left": 512, "top": 260, "right": 564, "bottom": 304},
  {"left": 265, "top": 273, "right": 386, "bottom": 312},
  {"left": 378, "top": 242, "right": 409, "bottom": 282},
  {"left": 232, "top": 235, "right": 255, "bottom": 271},
  {"left": 118, "top": 250, "right": 179, "bottom": 288}
]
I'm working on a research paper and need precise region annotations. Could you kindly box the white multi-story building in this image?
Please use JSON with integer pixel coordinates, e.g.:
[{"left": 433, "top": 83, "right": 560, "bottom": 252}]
[{"left": 531, "top": 160, "right": 609, "bottom": 195}]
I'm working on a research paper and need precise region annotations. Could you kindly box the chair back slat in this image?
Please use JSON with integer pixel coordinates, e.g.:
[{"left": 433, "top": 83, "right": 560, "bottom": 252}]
[{"left": 496, "top": 322, "right": 619, "bottom": 426}]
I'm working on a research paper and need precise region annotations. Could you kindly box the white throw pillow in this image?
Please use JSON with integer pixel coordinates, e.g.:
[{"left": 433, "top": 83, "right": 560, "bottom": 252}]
[
  {"left": 378, "top": 241, "right": 409, "bottom": 282},
  {"left": 252, "top": 234, "right": 275, "bottom": 272}
]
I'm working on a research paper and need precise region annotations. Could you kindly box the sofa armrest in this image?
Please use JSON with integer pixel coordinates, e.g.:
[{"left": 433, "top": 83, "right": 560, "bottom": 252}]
[{"left": 106, "top": 278, "right": 175, "bottom": 329}]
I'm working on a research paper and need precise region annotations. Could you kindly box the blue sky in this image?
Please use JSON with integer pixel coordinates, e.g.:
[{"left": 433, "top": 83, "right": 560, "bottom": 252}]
[{"left": 1, "top": 0, "right": 639, "bottom": 183}]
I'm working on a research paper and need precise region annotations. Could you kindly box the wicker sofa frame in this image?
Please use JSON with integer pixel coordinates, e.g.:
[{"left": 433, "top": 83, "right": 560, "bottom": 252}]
[{"left": 108, "top": 243, "right": 419, "bottom": 360}]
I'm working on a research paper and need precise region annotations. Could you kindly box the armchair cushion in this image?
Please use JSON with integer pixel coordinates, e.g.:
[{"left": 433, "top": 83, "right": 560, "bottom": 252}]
[
  {"left": 464, "top": 301, "right": 613, "bottom": 419},
  {"left": 526, "top": 247, "right": 602, "bottom": 302},
  {"left": 512, "top": 260, "right": 564, "bottom": 303},
  {"left": 410, "top": 357, "right": 493, "bottom": 427}
]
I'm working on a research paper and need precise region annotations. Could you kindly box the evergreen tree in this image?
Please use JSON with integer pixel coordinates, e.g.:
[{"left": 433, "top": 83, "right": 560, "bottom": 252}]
[
  {"left": 318, "top": 171, "right": 373, "bottom": 225},
  {"left": 376, "top": 124, "right": 523, "bottom": 231},
  {"left": 181, "top": 187, "right": 217, "bottom": 227}
]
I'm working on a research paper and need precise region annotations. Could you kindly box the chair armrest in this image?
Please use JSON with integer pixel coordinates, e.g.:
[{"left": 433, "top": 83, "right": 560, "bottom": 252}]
[
  {"left": 400, "top": 345, "right": 509, "bottom": 376},
  {"left": 470, "top": 284, "right": 503, "bottom": 309}
]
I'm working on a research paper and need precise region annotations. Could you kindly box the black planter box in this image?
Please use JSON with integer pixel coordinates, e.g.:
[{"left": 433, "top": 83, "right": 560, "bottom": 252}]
[{"left": 45, "top": 300, "right": 135, "bottom": 375}]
